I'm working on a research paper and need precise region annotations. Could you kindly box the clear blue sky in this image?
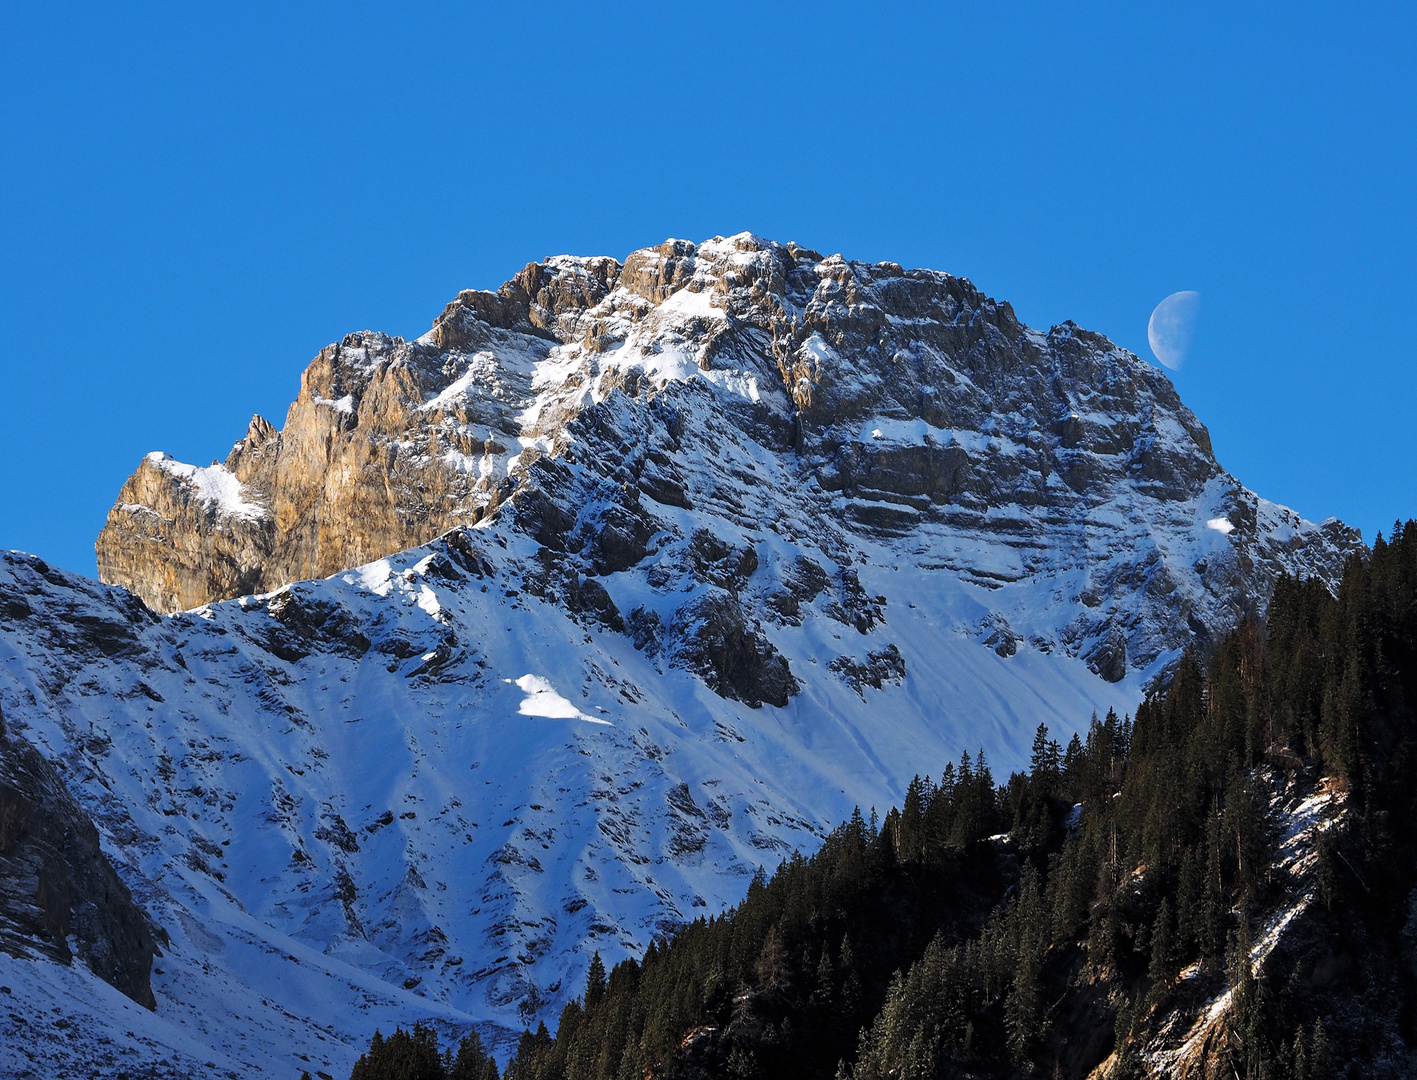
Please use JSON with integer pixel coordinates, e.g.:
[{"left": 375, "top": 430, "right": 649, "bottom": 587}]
[{"left": 2, "top": 3, "right": 1414, "bottom": 576}]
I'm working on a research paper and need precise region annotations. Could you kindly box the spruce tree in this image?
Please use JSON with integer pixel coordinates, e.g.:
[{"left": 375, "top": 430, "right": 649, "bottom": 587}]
[
  {"left": 449, "top": 1031, "right": 493, "bottom": 1080},
  {"left": 584, "top": 952, "right": 607, "bottom": 1013},
  {"left": 1148, "top": 898, "right": 1177, "bottom": 994}
]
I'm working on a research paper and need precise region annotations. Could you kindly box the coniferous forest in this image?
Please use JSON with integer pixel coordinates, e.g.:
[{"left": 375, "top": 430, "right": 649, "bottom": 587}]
[{"left": 343, "top": 522, "right": 1417, "bottom": 1079}]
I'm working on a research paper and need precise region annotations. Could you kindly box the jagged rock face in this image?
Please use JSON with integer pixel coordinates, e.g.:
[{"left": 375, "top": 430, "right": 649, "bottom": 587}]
[
  {"left": 0, "top": 704, "right": 162, "bottom": 1008},
  {"left": 98, "top": 233, "right": 1361, "bottom": 682},
  {"left": 97, "top": 446, "right": 276, "bottom": 615}
]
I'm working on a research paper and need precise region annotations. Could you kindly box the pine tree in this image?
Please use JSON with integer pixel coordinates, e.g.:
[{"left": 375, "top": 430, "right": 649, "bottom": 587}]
[
  {"left": 814, "top": 944, "right": 835, "bottom": 1005},
  {"left": 1226, "top": 924, "right": 1268, "bottom": 1078},
  {"left": 756, "top": 924, "right": 789, "bottom": 993},
  {"left": 899, "top": 775, "right": 925, "bottom": 859},
  {"left": 1030, "top": 723, "right": 1053, "bottom": 795},
  {"left": 449, "top": 1031, "right": 493, "bottom": 1080},
  {"left": 1309, "top": 1018, "right": 1330, "bottom": 1080},
  {"left": 839, "top": 935, "right": 862, "bottom": 1018},
  {"left": 1201, "top": 807, "right": 1227, "bottom": 962},
  {"left": 1148, "top": 897, "right": 1177, "bottom": 993},
  {"left": 584, "top": 952, "right": 607, "bottom": 1013},
  {"left": 1004, "top": 870, "right": 1047, "bottom": 1062},
  {"left": 1062, "top": 732, "right": 1084, "bottom": 788}
]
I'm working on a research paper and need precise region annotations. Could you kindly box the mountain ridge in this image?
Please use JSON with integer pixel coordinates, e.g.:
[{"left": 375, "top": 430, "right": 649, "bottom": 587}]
[{"left": 95, "top": 233, "right": 1361, "bottom": 684}]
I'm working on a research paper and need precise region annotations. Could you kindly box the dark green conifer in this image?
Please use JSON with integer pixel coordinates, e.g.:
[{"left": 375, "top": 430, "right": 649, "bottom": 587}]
[
  {"left": 449, "top": 1031, "right": 492, "bottom": 1080},
  {"left": 1147, "top": 897, "right": 1178, "bottom": 999},
  {"left": 350, "top": 1022, "right": 445, "bottom": 1080}
]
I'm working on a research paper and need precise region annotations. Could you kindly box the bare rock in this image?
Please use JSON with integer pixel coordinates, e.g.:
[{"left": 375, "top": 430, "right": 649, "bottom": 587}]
[
  {"left": 666, "top": 592, "right": 797, "bottom": 708},
  {"left": 1086, "top": 632, "right": 1128, "bottom": 684},
  {"left": 0, "top": 705, "right": 162, "bottom": 1008},
  {"left": 830, "top": 645, "right": 907, "bottom": 695},
  {"left": 686, "top": 531, "right": 758, "bottom": 592}
]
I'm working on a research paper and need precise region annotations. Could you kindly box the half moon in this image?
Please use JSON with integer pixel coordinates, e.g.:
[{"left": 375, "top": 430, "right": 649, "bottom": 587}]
[{"left": 1147, "top": 291, "right": 1200, "bottom": 370}]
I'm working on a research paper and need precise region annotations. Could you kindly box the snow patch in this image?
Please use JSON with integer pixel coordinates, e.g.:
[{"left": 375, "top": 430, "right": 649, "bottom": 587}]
[
  {"left": 423, "top": 353, "right": 497, "bottom": 411},
  {"left": 145, "top": 453, "right": 267, "bottom": 522},
  {"left": 656, "top": 287, "right": 724, "bottom": 321},
  {"left": 510, "top": 674, "right": 613, "bottom": 726},
  {"left": 313, "top": 394, "right": 356, "bottom": 414},
  {"left": 343, "top": 558, "right": 394, "bottom": 596}
]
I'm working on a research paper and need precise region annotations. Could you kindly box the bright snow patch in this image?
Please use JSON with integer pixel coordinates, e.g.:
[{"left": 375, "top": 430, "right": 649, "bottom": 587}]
[
  {"left": 145, "top": 453, "right": 267, "bottom": 521},
  {"left": 657, "top": 287, "right": 724, "bottom": 320},
  {"left": 344, "top": 558, "right": 394, "bottom": 596},
  {"left": 313, "top": 394, "right": 356, "bottom": 414},
  {"left": 510, "top": 674, "right": 613, "bottom": 725},
  {"left": 1206, "top": 517, "right": 1236, "bottom": 535},
  {"left": 699, "top": 367, "right": 764, "bottom": 403}
]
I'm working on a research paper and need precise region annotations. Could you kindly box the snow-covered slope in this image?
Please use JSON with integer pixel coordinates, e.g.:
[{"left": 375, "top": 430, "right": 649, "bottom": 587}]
[
  {"left": 1, "top": 536, "right": 1138, "bottom": 1076},
  {"left": 4, "top": 234, "right": 1363, "bottom": 1076}
]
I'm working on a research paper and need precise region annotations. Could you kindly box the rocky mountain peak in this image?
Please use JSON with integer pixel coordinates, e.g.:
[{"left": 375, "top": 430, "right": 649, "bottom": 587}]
[{"left": 96, "top": 234, "right": 1359, "bottom": 683}]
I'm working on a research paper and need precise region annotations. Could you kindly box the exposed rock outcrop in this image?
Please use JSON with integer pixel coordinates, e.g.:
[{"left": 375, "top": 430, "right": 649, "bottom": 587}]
[
  {"left": 0, "top": 703, "right": 162, "bottom": 1008},
  {"left": 665, "top": 590, "right": 797, "bottom": 708}
]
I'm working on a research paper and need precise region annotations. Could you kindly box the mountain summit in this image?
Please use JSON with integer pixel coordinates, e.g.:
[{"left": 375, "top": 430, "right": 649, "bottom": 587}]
[{"left": 98, "top": 233, "right": 1357, "bottom": 682}]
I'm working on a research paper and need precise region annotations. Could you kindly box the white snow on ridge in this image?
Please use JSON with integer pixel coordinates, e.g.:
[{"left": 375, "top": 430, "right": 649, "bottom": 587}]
[
  {"left": 145, "top": 452, "right": 268, "bottom": 522},
  {"left": 1206, "top": 517, "right": 1235, "bottom": 535}
]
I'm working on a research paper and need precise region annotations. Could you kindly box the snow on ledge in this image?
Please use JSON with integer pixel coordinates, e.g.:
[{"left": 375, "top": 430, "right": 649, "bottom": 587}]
[
  {"left": 144, "top": 452, "right": 268, "bottom": 522},
  {"left": 1206, "top": 517, "right": 1235, "bottom": 535},
  {"left": 656, "top": 286, "right": 725, "bottom": 321},
  {"left": 312, "top": 393, "right": 355, "bottom": 414}
]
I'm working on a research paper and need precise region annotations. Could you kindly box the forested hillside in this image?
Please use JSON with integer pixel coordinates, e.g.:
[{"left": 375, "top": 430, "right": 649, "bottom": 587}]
[{"left": 348, "top": 523, "right": 1417, "bottom": 1079}]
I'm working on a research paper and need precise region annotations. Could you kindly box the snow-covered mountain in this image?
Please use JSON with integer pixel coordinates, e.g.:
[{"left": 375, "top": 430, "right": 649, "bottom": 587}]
[
  {"left": 2, "top": 234, "right": 1360, "bottom": 1078},
  {"left": 96, "top": 234, "right": 1356, "bottom": 677}
]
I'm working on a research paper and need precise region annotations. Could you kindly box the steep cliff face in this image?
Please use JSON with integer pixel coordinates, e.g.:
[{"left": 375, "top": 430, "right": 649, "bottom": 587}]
[
  {"left": 96, "top": 234, "right": 1361, "bottom": 681},
  {"left": 0, "top": 704, "right": 162, "bottom": 1008}
]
